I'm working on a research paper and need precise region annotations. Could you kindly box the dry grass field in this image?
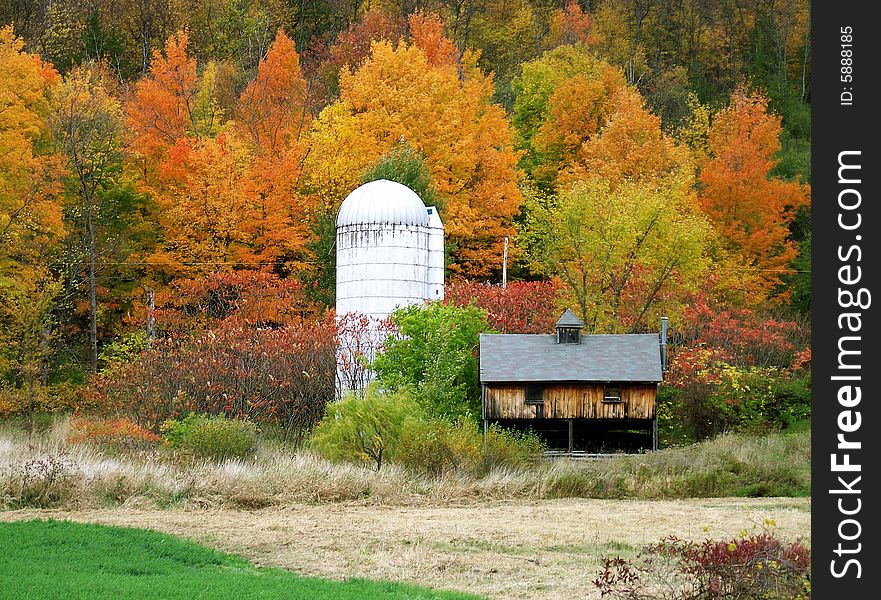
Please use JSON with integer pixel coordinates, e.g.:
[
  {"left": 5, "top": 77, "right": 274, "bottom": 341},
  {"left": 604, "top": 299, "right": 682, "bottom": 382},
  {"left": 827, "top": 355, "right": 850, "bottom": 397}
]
[
  {"left": 1, "top": 497, "right": 810, "bottom": 600},
  {"left": 1, "top": 419, "right": 811, "bottom": 598}
]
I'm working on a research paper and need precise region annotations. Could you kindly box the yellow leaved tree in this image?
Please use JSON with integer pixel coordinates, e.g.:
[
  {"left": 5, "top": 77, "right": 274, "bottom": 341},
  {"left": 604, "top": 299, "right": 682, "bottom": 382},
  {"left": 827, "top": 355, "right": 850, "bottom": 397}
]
[{"left": 304, "top": 14, "right": 522, "bottom": 279}]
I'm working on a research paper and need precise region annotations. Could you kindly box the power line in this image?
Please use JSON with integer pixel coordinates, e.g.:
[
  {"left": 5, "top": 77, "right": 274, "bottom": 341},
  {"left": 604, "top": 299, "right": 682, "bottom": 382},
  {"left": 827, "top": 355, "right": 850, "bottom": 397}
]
[{"left": 85, "top": 260, "right": 811, "bottom": 274}]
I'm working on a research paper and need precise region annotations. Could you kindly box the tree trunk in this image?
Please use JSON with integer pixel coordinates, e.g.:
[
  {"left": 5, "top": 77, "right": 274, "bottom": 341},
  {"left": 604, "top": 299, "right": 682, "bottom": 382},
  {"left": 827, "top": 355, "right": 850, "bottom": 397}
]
[
  {"left": 87, "top": 191, "right": 98, "bottom": 373},
  {"left": 27, "top": 373, "right": 35, "bottom": 438},
  {"left": 40, "top": 321, "right": 52, "bottom": 386}
]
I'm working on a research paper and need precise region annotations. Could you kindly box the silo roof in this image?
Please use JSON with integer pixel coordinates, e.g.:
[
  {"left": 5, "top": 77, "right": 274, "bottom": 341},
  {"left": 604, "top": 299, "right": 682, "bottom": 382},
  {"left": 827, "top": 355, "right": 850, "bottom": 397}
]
[{"left": 337, "top": 179, "right": 429, "bottom": 227}]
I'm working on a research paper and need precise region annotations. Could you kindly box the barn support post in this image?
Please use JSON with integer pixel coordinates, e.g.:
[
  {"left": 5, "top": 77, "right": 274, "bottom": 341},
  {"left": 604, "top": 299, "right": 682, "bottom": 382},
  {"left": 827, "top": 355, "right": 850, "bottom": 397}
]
[
  {"left": 567, "top": 420, "right": 574, "bottom": 453},
  {"left": 481, "top": 385, "right": 487, "bottom": 444},
  {"left": 652, "top": 419, "right": 658, "bottom": 451}
]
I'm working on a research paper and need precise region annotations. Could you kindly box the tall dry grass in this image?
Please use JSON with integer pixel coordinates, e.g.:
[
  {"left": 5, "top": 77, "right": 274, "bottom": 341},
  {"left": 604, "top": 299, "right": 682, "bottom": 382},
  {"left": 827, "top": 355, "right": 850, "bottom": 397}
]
[{"left": 0, "top": 418, "right": 810, "bottom": 510}]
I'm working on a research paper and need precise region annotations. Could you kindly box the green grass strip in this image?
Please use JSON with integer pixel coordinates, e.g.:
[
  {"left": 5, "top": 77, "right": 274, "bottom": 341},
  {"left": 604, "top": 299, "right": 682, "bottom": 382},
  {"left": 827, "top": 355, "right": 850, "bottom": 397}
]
[{"left": 0, "top": 520, "right": 481, "bottom": 600}]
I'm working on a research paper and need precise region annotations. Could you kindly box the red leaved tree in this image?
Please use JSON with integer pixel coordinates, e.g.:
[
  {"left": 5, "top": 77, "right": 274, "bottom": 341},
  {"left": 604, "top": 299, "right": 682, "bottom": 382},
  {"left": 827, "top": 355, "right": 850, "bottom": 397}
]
[{"left": 444, "top": 280, "right": 564, "bottom": 333}]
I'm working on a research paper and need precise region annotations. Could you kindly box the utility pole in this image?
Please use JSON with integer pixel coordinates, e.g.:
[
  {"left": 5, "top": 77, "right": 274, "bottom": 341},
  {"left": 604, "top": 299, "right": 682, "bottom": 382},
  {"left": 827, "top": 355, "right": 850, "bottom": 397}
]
[
  {"left": 502, "top": 236, "right": 508, "bottom": 288},
  {"left": 144, "top": 286, "right": 156, "bottom": 346}
]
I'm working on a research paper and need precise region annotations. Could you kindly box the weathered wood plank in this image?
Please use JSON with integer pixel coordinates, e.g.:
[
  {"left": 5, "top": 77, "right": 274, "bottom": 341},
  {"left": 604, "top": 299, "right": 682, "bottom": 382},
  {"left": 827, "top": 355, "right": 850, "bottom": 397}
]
[{"left": 485, "top": 383, "right": 656, "bottom": 420}]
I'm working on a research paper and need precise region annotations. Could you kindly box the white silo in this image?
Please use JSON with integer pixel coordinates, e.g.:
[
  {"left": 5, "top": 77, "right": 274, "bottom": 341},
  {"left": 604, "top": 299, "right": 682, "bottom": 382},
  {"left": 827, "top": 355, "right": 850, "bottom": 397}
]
[{"left": 335, "top": 179, "right": 444, "bottom": 393}]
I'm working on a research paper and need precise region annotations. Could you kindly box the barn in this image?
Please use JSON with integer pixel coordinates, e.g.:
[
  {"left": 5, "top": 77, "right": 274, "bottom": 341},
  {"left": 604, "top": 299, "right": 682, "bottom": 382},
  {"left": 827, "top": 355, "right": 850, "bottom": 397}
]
[{"left": 479, "top": 310, "right": 666, "bottom": 453}]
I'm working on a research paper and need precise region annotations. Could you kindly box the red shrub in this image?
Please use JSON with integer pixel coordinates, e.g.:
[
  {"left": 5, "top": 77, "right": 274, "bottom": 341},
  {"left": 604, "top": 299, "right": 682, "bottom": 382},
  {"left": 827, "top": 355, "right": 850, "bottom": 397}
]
[
  {"left": 92, "top": 314, "right": 337, "bottom": 442},
  {"left": 595, "top": 531, "right": 811, "bottom": 599},
  {"left": 666, "top": 294, "right": 810, "bottom": 388},
  {"left": 444, "top": 280, "right": 564, "bottom": 333},
  {"left": 68, "top": 417, "right": 162, "bottom": 450}
]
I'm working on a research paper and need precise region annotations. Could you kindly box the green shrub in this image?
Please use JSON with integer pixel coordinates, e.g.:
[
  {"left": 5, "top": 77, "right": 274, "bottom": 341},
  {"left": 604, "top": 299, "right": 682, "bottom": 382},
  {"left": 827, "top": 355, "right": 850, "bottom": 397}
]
[
  {"left": 769, "top": 372, "right": 812, "bottom": 428},
  {"left": 481, "top": 424, "right": 544, "bottom": 472},
  {"left": 396, "top": 418, "right": 462, "bottom": 476},
  {"left": 397, "top": 419, "right": 544, "bottom": 477},
  {"left": 373, "top": 302, "right": 490, "bottom": 422},
  {"left": 309, "top": 387, "right": 543, "bottom": 476},
  {"left": 656, "top": 385, "right": 691, "bottom": 446},
  {"left": 660, "top": 367, "right": 812, "bottom": 445},
  {"left": 161, "top": 414, "right": 257, "bottom": 461},
  {"left": 308, "top": 388, "right": 422, "bottom": 471}
]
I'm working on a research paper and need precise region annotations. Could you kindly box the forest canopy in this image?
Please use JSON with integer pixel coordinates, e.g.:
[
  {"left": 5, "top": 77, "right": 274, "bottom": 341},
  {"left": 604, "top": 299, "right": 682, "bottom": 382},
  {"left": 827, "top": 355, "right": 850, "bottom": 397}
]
[{"left": 1, "top": 1, "right": 810, "bottom": 414}]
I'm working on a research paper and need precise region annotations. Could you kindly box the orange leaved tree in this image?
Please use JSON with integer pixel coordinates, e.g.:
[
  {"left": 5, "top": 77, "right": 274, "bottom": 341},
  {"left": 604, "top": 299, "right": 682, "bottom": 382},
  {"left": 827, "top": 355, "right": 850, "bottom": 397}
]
[
  {"left": 699, "top": 88, "right": 810, "bottom": 303},
  {"left": 513, "top": 43, "right": 687, "bottom": 191}
]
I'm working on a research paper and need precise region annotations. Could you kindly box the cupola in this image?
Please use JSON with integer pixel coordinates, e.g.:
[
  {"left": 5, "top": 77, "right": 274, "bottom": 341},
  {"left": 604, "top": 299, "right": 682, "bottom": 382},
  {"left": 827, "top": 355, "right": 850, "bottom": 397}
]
[{"left": 555, "top": 309, "right": 584, "bottom": 344}]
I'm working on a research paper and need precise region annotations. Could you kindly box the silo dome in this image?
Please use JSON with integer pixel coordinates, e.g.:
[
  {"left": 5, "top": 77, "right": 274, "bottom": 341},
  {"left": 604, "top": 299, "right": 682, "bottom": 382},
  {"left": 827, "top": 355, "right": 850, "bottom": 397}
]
[{"left": 336, "top": 179, "right": 430, "bottom": 228}]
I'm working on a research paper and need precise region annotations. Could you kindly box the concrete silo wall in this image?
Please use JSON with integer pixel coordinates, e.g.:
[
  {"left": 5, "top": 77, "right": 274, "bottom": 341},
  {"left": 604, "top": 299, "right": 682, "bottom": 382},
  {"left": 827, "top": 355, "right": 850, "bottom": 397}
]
[
  {"left": 336, "top": 223, "right": 431, "bottom": 319},
  {"left": 426, "top": 207, "right": 444, "bottom": 302}
]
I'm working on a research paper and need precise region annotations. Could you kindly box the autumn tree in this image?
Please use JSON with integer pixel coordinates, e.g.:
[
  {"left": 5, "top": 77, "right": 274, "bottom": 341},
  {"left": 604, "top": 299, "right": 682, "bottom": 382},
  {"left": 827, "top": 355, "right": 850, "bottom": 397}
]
[
  {"left": 512, "top": 44, "right": 603, "bottom": 185},
  {"left": 50, "top": 66, "right": 126, "bottom": 372},
  {"left": 0, "top": 26, "right": 64, "bottom": 266},
  {"left": 408, "top": 11, "right": 460, "bottom": 66},
  {"left": 542, "top": 0, "right": 595, "bottom": 50},
  {"left": 236, "top": 29, "right": 309, "bottom": 154},
  {"left": 520, "top": 175, "right": 712, "bottom": 333},
  {"left": 235, "top": 30, "right": 315, "bottom": 274},
  {"left": 513, "top": 43, "right": 687, "bottom": 190},
  {"left": 157, "top": 134, "right": 253, "bottom": 270},
  {"left": 446, "top": 0, "right": 542, "bottom": 108},
  {"left": 589, "top": 0, "right": 651, "bottom": 87},
  {"left": 0, "top": 27, "right": 67, "bottom": 414},
  {"left": 699, "top": 88, "right": 809, "bottom": 303},
  {"left": 304, "top": 15, "right": 522, "bottom": 278},
  {"left": 124, "top": 30, "right": 316, "bottom": 279},
  {"left": 126, "top": 31, "right": 221, "bottom": 164}
]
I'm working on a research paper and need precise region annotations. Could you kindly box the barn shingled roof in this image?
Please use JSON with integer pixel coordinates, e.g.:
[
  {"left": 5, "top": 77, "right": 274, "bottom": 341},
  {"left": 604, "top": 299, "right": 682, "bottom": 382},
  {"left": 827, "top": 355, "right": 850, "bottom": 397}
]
[{"left": 478, "top": 333, "right": 663, "bottom": 383}]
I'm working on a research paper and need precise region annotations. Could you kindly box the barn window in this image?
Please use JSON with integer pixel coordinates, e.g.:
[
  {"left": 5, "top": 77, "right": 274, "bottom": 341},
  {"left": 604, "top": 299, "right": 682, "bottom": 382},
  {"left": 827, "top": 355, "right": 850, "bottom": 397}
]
[
  {"left": 525, "top": 385, "right": 543, "bottom": 404},
  {"left": 603, "top": 385, "right": 623, "bottom": 403}
]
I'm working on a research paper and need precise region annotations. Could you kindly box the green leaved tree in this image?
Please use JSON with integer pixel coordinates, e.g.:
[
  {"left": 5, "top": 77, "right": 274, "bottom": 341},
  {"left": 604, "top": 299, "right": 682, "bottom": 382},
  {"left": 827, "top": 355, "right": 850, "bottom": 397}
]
[{"left": 374, "top": 302, "right": 490, "bottom": 423}]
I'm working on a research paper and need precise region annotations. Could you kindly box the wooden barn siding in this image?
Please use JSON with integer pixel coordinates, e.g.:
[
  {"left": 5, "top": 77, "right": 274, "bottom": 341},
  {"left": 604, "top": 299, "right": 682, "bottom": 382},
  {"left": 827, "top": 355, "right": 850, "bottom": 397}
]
[
  {"left": 484, "top": 386, "right": 535, "bottom": 419},
  {"left": 485, "top": 384, "right": 656, "bottom": 420}
]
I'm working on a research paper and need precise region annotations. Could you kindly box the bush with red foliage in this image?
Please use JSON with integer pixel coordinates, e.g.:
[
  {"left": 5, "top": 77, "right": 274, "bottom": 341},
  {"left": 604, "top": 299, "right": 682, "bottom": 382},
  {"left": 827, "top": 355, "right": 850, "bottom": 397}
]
[
  {"left": 594, "top": 530, "right": 811, "bottom": 599},
  {"left": 67, "top": 416, "right": 162, "bottom": 450},
  {"left": 444, "top": 280, "right": 563, "bottom": 334},
  {"left": 659, "top": 294, "right": 811, "bottom": 442},
  {"left": 92, "top": 316, "right": 336, "bottom": 442},
  {"left": 94, "top": 271, "right": 337, "bottom": 443},
  {"left": 666, "top": 294, "right": 809, "bottom": 389}
]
